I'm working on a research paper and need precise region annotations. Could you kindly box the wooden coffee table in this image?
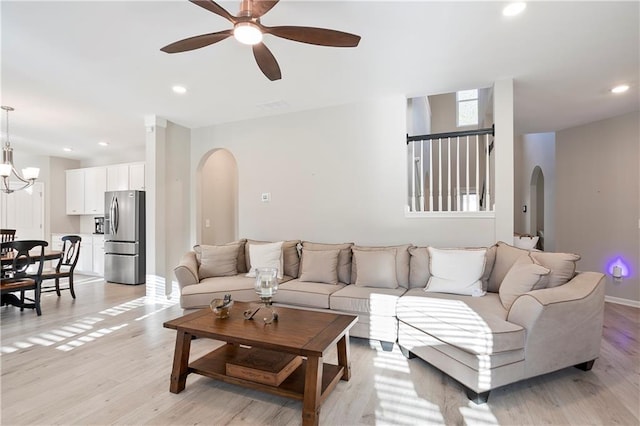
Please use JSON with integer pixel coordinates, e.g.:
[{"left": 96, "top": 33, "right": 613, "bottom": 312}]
[{"left": 163, "top": 301, "right": 358, "bottom": 426}]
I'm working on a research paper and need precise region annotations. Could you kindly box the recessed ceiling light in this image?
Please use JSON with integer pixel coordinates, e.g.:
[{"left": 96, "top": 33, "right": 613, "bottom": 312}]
[
  {"left": 98, "top": 141, "right": 109, "bottom": 147},
  {"left": 503, "top": 2, "right": 526, "bottom": 17},
  {"left": 63, "top": 147, "right": 73, "bottom": 152},
  {"left": 611, "top": 84, "right": 630, "bottom": 94},
  {"left": 172, "top": 85, "right": 187, "bottom": 94}
]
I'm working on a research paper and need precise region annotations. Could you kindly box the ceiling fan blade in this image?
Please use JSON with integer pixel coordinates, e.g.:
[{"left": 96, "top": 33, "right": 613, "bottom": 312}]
[
  {"left": 251, "top": 0, "right": 280, "bottom": 18},
  {"left": 263, "top": 26, "right": 361, "bottom": 47},
  {"left": 189, "top": 0, "right": 236, "bottom": 23},
  {"left": 161, "top": 30, "right": 233, "bottom": 53},
  {"left": 252, "top": 43, "right": 281, "bottom": 81}
]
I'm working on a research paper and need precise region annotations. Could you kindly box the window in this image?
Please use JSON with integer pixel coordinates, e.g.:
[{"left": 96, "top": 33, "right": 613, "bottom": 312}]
[{"left": 457, "top": 89, "right": 478, "bottom": 127}]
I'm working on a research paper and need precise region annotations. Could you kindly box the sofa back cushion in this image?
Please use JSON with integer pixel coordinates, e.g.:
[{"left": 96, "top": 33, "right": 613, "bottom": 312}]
[
  {"left": 351, "top": 244, "right": 412, "bottom": 288},
  {"left": 530, "top": 251, "right": 581, "bottom": 288},
  {"left": 408, "top": 247, "right": 431, "bottom": 288},
  {"left": 298, "top": 249, "right": 340, "bottom": 285},
  {"left": 490, "top": 241, "right": 581, "bottom": 292},
  {"left": 352, "top": 249, "right": 398, "bottom": 288},
  {"left": 193, "top": 242, "right": 242, "bottom": 279},
  {"left": 245, "top": 239, "right": 301, "bottom": 278},
  {"left": 489, "top": 242, "right": 529, "bottom": 292},
  {"left": 499, "top": 254, "right": 550, "bottom": 310},
  {"left": 425, "top": 247, "right": 486, "bottom": 296},
  {"left": 302, "top": 241, "right": 353, "bottom": 284}
]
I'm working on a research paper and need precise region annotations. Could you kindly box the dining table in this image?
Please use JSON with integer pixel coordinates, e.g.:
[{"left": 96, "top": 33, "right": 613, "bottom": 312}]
[{"left": 1, "top": 249, "right": 63, "bottom": 310}]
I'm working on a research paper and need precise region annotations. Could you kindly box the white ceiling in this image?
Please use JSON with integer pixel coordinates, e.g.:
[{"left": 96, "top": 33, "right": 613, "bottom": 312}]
[{"left": 2, "top": 1, "right": 638, "bottom": 162}]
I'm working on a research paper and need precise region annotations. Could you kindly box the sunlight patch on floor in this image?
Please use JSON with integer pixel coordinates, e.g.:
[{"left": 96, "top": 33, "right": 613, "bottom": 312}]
[
  {"left": 1, "top": 278, "right": 179, "bottom": 356},
  {"left": 372, "top": 351, "right": 446, "bottom": 425}
]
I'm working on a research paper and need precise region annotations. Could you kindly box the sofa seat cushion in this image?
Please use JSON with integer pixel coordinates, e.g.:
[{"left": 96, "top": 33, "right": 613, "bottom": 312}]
[
  {"left": 396, "top": 289, "right": 525, "bottom": 355},
  {"left": 330, "top": 285, "right": 406, "bottom": 317},
  {"left": 272, "top": 279, "right": 345, "bottom": 309}
]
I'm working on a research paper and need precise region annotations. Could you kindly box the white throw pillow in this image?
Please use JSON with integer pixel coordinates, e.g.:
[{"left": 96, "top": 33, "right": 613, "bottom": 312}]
[
  {"left": 245, "top": 241, "right": 284, "bottom": 279},
  {"left": 425, "top": 247, "right": 487, "bottom": 296}
]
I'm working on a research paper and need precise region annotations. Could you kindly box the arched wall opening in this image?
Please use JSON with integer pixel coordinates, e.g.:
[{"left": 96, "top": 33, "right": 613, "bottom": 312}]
[
  {"left": 196, "top": 148, "right": 239, "bottom": 245},
  {"left": 530, "top": 165, "right": 545, "bottom": 249}
]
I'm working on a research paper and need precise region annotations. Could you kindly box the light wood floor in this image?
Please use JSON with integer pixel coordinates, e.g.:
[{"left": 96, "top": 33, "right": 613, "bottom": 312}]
[{"left": 1, "top": 277, "right": 638, "bottom": 425}]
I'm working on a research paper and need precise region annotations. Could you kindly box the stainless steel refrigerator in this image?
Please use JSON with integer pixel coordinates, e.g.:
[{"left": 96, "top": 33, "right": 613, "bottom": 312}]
[{"left": 104, "top": 190, "right": 146, "bottom": 285}]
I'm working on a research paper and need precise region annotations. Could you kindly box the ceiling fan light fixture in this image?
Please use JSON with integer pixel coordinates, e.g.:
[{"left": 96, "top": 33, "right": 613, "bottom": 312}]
[{"left": 234, "top": 22, "right": 263, "bottom": 45}]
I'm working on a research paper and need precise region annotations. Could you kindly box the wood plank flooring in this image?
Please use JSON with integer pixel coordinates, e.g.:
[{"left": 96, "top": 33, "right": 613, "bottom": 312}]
[{"left": 1, "top": 277, "right": 638, "bottom": 425}]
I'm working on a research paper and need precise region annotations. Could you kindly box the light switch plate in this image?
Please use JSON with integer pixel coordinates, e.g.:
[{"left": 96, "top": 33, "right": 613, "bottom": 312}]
[{"left": 261, "top": 192, "right": 271, "bottom": 202}]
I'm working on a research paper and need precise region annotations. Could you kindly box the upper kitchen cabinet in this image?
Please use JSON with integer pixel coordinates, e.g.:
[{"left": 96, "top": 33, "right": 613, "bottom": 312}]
[
  {"left": 128, "top": 163, "right": 145, "bottom": 190},
  {"left": 65, "top": 169, "right": 84, "bottom": 214},
  {"left": 107, "top": 162, "right": 145, "bottom": 191},
  {"left": 65, "top": 167, "right": 106, "bottom": 215},
  {"left": 106, "top": 164, "right": 129, "bottom": 191}
]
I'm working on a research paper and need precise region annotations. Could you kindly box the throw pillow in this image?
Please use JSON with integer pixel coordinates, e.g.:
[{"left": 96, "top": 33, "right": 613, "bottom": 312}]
[
  {"left": 408, "top": 246, "right": 431, "bottom": 288},
  {"left": 530, "top": 251, "right": 581, "bottom": 288},
  {"left": 298, "top": 249, "right": 340, "bottom": 284},
  {"left": 245, "top": 241, "right": 284, "bottom": 279},
  {"left": 245, "top": 239, "right": 300, "bottom": 278},
  {"left": 425, "top": 247, "right": 486, "bottom": 296},
  {"left": 352, "top": 249, "right": 399, "bottom": 288},
  {"left": 499, "top": 254, "right": 550, "bottom": 310},
  {"left": 302, "top": 241, "right": 353, "bottom": 284},
  {"left": 195, "top": 244, "right": 240, "bottom": 279},
  {"left": 194, "top": 239, "right": 246, "bottom": 273},
  {"left": 488, "top": 242, "right": 529, "bottom": 292},
  {"left": 351, "top": 244, "right": 412, "bottom": 288}
]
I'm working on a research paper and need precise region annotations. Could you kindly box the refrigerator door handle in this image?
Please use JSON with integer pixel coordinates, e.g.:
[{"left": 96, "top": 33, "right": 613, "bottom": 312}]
[
  {"left": 109, "top": 195, "right": 119, "bottom": 235},
  {"left": 113, "top": 196, "right": 119, "bottom": 235}
]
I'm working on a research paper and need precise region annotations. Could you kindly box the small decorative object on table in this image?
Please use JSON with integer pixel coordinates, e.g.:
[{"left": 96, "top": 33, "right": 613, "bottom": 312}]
[
  {"left": 243, "top": 267, "right": 279, "bottom": 324},
  {"left": 210, "top": 294, "right": 233, "bottom": 318}
]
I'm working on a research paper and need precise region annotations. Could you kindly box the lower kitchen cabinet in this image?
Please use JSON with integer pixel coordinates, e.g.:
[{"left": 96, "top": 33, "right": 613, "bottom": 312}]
[{"left": 51, "top": 233, "right": 104, "bottom": 277}]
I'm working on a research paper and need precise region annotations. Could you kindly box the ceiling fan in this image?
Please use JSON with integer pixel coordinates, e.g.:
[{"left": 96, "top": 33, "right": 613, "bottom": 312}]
[{"left": 161, "top": 0, "right": 361, "bottom": 81}]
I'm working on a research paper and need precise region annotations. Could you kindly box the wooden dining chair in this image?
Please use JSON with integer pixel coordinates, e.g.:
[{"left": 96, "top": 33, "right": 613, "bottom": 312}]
[
  {"left": 1, "top": 229, "right": 16, "bottom": 255},
  {"left": 1, "top": 239, "right": 48, "bottom": 316},
  {"left": 41, "top": 235, "right": 81, "bottom": 299}
]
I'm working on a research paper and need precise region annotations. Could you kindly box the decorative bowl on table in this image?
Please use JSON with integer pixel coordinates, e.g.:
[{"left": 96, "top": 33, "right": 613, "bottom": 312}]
[{"left": 210, "top": 296, "right": 233, "bottom": 319}]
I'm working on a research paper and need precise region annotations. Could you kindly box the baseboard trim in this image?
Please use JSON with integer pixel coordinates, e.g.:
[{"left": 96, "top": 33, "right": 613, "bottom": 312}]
[{"left": 605, "top": 296, "right": 640, "bottom": 308}]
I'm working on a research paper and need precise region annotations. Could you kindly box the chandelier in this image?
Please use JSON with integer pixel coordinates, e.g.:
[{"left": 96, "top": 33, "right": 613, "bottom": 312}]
[{"left": 1, "top": 106, "right": 39, "bottom": 194}]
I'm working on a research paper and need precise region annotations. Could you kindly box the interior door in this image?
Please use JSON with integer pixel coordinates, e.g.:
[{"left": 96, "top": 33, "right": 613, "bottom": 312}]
[{"left": 0, "top": 182, "right": 45, "bottom": 240}]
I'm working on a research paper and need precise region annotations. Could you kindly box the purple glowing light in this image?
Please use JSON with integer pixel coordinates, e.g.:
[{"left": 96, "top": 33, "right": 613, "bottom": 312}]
[{"left": 606, "top": 257, "right": 630, "bottom": 278}]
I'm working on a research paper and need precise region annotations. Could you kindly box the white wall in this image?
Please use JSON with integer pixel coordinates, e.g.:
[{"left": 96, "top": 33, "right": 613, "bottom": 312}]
[
  {"left": 556, "top": 111, "right": 639, "bottom": 303},
  {"left": 514, "top": 132, "right": 556, "bottom": 251},
  {"left": 191, "top": 96, "right": 506, "bottom": 248}
]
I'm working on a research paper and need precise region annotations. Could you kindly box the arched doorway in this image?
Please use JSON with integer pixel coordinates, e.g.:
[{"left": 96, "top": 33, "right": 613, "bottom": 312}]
[
  {"left": 530, "top": 166, "right": 544, "bottom": 250},
  {"left": 196, "top": 149, "right": 238, "bottom": 244}
]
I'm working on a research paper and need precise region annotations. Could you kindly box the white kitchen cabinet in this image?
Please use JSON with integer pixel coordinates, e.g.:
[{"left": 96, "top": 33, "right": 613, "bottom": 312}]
[
  {"left": 65, "top": 169, "right": 85, "bottom": 215},
  {"left": 66, "top": 167, "right": 106, "bottom": 215},
  {"left": 129, "top": 163, "right": 145, "bottom": 190},
  {"left": 107, "top": 164, "right": 130, "bottom": 191},
  {"left": 77, "top": 234, "right": 94, "bottom": 274},
  {"left": 51, "top": 233, "right": 103, "bottom": 276},
  {"left": 84, "top": 167, "right": 107, "bottom": 215},
  {"left": 92, "top": 234, "right": 105, "bottom": 276}
]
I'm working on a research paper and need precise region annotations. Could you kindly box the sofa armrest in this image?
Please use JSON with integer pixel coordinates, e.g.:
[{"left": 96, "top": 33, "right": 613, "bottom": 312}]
[
  {"left": 507, "top": 271, "right": 605, "bottom": 377},
  {"left": 173, "top": 251, "right": 200, "bottom": 291}
]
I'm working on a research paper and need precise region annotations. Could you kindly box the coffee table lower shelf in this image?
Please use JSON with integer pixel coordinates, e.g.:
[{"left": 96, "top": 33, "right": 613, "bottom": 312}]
[{"left": 189, "top": 344, "right": 344, "bottom": 402}]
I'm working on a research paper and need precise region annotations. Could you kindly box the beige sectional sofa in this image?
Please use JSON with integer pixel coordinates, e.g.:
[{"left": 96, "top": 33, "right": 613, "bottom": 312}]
[{"left": 174, "top": 239, "right": 605, "bottom": 403}]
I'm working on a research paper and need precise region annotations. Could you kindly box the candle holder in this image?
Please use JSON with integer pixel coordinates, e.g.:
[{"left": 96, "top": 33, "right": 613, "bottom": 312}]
[{"left": 244, "top": 267, "right": 279, "bottom": 324}]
